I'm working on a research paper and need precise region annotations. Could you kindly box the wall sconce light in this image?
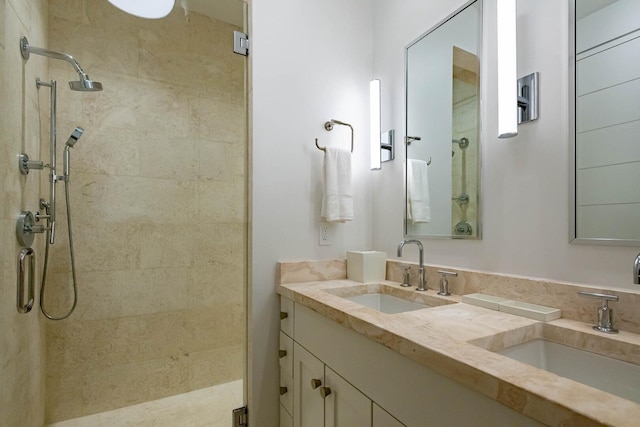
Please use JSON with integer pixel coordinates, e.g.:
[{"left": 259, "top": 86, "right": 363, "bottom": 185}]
[
  {"left": 370, "top": 79, "right": 394, "bottom": 170},
  {"left": 370, "top": 79, "right": 382, "bottom": 170},
  {"left": 107, "top": 0, "right": 175, "bottom": 19},
  {"left": 497, "top": 0, "right": 539, "bottom": 139}
]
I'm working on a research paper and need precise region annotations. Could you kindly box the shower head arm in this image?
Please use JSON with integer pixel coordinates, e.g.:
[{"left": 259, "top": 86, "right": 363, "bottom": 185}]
[{"left": 20, "top": 36, "right": 87, "bottom": 79}]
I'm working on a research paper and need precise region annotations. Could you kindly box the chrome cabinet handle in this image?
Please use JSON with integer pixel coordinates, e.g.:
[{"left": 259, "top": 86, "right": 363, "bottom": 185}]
[
  {"left": 310, "top": 378, "right": 322, "bottom": 389},
  {"left": 279, "top": 386, "right": 288, "bottom": 396},
  {"left": 320, "top": 386, "right": 332, "bottom": 398},
  {"left": 279, "top": 350, "right": 287, "bottom": 358},
  {"left": 280, "top": 311, "right": 289, "bottom": 320},
  {"left": 17, "top": 248, "right": 35, "bottom": 313}
]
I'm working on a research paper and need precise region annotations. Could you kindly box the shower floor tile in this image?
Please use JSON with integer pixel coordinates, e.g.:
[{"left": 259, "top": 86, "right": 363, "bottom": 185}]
[{"left": 46, "top": 380, "right": 243, "bottom": 427}]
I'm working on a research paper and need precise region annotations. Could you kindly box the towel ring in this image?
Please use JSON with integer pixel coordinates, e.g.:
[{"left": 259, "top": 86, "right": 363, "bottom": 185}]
[{"left": 315, "top": 119, "right": 354, "bottom": 153}]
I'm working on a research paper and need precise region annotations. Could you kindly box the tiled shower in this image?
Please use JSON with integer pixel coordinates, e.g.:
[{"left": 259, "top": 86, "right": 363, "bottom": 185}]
[{"left": 1, "top": 0, "right": 247, "bottom": 424}]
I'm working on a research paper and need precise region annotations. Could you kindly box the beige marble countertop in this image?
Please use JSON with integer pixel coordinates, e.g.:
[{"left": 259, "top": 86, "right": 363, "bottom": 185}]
[{"left": 277, "top": 279, "right": 640, "bottom": 427}]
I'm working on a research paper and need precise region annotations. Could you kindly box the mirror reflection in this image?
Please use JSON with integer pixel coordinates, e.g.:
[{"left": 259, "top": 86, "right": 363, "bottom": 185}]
[
  {"left": 405, "top": 1, "right": 482, "bottom": 239},
  {"left": 573, "top": 0, "right": 640, "bottom": 243}
]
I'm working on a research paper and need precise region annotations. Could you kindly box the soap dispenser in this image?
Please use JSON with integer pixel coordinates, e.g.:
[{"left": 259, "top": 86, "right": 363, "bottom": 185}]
[{"left": 437, "top": 270, "right": 457, "bottom": 296}]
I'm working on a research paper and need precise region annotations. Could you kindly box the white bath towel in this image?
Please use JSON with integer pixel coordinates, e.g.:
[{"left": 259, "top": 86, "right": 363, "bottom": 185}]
[
  {"left": 407, "top": 159, "right": 431, "bottom": 223},
  {"left": 321, "top": 147, "right": 353, "bottom": 223}
]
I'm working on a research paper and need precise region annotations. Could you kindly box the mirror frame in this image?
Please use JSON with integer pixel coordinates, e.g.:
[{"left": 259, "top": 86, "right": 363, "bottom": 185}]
[
  {"left": 403, "top": 0, "right": 483, "bottom": 239},
  {"left": 568, "top": 0, "right": 640, "bottom": 246}
]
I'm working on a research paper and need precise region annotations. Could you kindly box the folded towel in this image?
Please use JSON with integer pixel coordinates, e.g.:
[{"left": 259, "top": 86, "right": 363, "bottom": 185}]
[
  {"left": 321, "top": 147, "right": 353, "bottom": 223},
  {"left": 407, "top": 159, "right": 431, "bottom": 223}
]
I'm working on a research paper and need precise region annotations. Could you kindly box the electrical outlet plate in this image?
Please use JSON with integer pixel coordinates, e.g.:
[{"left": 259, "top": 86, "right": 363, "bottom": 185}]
[{"left": 319, "top": 224, "right": 331, "bottom": 246}]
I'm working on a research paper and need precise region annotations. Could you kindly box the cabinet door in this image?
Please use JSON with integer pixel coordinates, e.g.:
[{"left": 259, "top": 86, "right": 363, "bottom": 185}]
[
  {"left": 294, "top": 343, "right": 325, "bottom": 427},
  {"left": 325, "top": 367, "right": 372, "bottom": 427},
  {"left": 373, "top": 403, "right": 405, "bottom": 427}
]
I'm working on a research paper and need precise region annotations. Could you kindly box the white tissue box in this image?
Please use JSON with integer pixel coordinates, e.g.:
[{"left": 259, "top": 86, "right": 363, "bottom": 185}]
[{"left": 346, "top": 251, "right": 387, "bottom": 283}]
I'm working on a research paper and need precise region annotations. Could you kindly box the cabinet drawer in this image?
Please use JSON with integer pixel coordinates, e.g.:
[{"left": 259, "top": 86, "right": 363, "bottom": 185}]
[
  {"left": 280, "top": 369, "right": 294, "bottom": 415},
  {"left": 279, "top": 331, "right": 294, "bottom": 376},
  {"left": 280, "top": 296, "right": 294, "bottom": 336}
]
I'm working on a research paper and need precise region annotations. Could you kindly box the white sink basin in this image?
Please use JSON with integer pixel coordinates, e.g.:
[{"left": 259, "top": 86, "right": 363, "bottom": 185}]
[
  {"left": 499, "top": 339, "right": 640, "bottom": 403},
  {"left": 325, "top": 283, "right": 456, "bottom": 314},
  {"left": 343, "top": 293, "right": 429, "bottom": 314}
]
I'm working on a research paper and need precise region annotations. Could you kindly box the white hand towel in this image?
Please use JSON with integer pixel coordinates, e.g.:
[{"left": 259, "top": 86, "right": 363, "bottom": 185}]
[
  {"left": 321, "top": 147, "right": 353, "bottom": 223},
  {"left": 407, "top": 159, "right": 431, "bottom": 223}
]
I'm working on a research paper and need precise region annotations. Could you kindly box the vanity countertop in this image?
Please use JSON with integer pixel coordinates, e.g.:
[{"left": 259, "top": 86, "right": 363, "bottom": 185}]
[{"left": 277, "top": 279, "right": 640, "bottom": 427}]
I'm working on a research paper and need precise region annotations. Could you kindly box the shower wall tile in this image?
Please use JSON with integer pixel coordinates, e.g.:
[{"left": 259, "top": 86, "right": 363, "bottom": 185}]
[
  {"left": 193, "top": 223, "right": 246, "bottom": 266},
  {"left": 195, "top": 181, "right": 246, "bottom": 223},
  {"left": 197, "top": 140, "right": 245, "bottom": 182},
  {"left": 138, "top": 223, "right": 194, "bottom": 269},
  {"left": 1, "top": 2, "right": 47, "bottom": 426},
  {"left": 46, "top": 2, "right": 246, "bottom": 422},
  {"left": 188, "top": 345, "right": 244, "bottom": 390},
  {"left": 190, "top": 261, "right": 245, "bottom": 308},
  {"left": 188, "top": 97, "right": 246, "bottom": 142}
]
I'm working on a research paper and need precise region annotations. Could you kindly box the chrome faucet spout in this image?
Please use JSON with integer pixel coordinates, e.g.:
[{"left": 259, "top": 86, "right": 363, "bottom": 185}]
[
  {"left": 634, "top": 253, "right": 640, "bottom": 285},
  {"left": 397, "top": 239, "right": 426, "bottom": 291}
]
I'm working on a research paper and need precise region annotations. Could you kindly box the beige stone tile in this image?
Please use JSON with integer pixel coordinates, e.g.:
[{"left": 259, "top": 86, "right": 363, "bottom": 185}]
[
  {"left": 138, "top": 223, "right": 194, "bottom": 269},
  {"left": 188, "top": 345, "right": 244, "bottom": 390},
  {"left": 82, "top": 74, "right": 190, "bottom": 138},
  {"left": 0, "top": 0, "right": 5, "bottom": 49},
  {"left": 190, "top": 261, "right": 245, "bottom": 308},
  {"left": 70, "top": 267, "right": 191, "bottom": 320},
  {"left": 195, "top": 180, "right": 246, "bottom": 223},
  {"left": 196, "top": 139, "right": 245, "bottom": 182},
  {"left": 193, "top": 223, "right": 246, "bottom": 267},
  {"left": 183, "top": 307, "right": 245, "bottom": 354},
  {"left": 138, "top": 130, "right": 197, "bottom": 180},
  {"left": 56, "top": 122, "right": 141, "bottom": 177},
  {"left": 46, "top": 381, "right": 243, "bottom": 427},
  {"left": 47, "top": 0, "right": 82, "bottom": 23},
  {"left": 45, "top": 220, "right": 140, "bottom": 274},
  {"left": 68, "top": 172, "right": 196, "bottom": 224},
  {"left": 188, "top": 96, "right": 245, "bottom": 142},
  {"left": 8, "top": 0, "right": 47, "bottom": 38}
]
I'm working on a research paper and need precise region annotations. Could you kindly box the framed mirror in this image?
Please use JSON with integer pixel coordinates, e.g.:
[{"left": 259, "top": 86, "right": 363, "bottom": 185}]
[
  {"left": 570, "top": 0, "right": 640, "bottom": 245},
  {"left": 404, "top": 0, "right": 482, "bottom": 239}
]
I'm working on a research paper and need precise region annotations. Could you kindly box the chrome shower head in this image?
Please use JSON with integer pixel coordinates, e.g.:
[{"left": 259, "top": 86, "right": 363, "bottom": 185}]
[
  {"left": 20, "top": 36, "right": 103, "bottom": 92},
  {"left": 65, "top": 127, "right": 84, "bottom": 148},
  {"left": 69, "top": 77, "right": 103, "bottom": 92}
]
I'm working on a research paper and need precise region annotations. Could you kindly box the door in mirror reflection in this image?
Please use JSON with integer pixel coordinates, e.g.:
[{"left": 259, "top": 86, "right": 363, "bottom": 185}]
[{"left": 405, "top": 0, "right": 482, "bottom": 239}]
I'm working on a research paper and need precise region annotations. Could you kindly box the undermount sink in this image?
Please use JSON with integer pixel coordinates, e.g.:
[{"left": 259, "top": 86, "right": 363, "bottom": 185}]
[
  {"left": 498, "top": 339, "right": 640, "bottom": 403},
  {"left": 471, "top": 323, "right": 640, "bottom": 404},
  {"left": 325, "top": 283, "right": 456, "bottom": 314},
  {"left": 343, "top": 293, "right": 429, "bottom": 314}
]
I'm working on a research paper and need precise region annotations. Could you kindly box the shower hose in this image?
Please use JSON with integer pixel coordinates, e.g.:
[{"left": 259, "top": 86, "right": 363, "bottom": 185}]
[{"left": 40, "top": 179, "right": 78, "bottom": 320}]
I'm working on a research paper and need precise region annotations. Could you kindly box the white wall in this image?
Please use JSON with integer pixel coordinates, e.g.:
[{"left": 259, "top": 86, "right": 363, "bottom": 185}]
[
  {"left": 372, "top": 0, "right": 640, "bottom": 290},
  {"left": 250, "top": 0, "right": 373, "bottom": 423},
  {"left": 251, "top": 0, "right": 640, "bottom": 423}
]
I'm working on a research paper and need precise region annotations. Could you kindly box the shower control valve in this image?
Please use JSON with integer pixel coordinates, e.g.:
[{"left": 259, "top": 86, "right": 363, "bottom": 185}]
[{"left": 16, "top": 211, "right": 47, "bottom": 247}]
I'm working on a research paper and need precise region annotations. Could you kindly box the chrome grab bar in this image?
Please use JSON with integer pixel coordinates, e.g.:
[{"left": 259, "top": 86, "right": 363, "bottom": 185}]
[{"left": 17, "top": 248, "right": 35, "bottom": 313}]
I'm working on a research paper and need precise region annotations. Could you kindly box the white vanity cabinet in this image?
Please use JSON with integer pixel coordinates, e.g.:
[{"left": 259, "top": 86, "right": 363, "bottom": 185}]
[
  {"left": 280, "top": 296, "right": 402, "bottom": 427},
  {"left": 280, "top": 295, "right": 544, "bottom": 427},
  {"left": 293, "top": 342, "right": 380, "bottom": 427}
]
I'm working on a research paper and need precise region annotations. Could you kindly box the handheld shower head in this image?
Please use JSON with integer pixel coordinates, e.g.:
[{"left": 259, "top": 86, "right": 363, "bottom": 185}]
[{"left": 65, "top": 127, "right": 84, "bottom": 148}]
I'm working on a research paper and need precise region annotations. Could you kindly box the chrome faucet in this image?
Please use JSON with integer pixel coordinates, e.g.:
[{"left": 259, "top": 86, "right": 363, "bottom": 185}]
[
  {"left": 578, "top": 291, "right": 619, "bottom": 334},
  {"left": 397, "top": 240, "right": 426, "bottom": 291},
  {"left": 634, "top": 253, "right": 640, "bottom": 285}
]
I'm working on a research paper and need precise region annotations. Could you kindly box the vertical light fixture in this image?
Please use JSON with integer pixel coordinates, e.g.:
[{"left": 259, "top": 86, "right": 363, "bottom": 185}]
[
  {"left": 497, "top": 0, "right": 518, "bottom": 138},
  {"left": 370, "top": 79, "right": 381, "bottom": 170}
]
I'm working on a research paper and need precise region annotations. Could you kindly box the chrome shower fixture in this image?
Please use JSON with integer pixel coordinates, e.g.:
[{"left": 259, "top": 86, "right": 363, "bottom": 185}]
[
  {"left": 20, "top": 36, "right": 103, "bottom": 92},
  {"left": 65, "top": 127, "right": 84, "bottom": 148}
]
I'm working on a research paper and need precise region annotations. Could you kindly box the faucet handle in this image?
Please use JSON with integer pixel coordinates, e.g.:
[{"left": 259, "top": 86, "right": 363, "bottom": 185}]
[
  {"left": 437, "top": 270, "right": 457, "bottom": 296},
  {"left": 578, "top": 291, "right": 619, "bottom": 334},
  {"left": 400, "top": 266, "right": 411, "bottom": 287}
]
